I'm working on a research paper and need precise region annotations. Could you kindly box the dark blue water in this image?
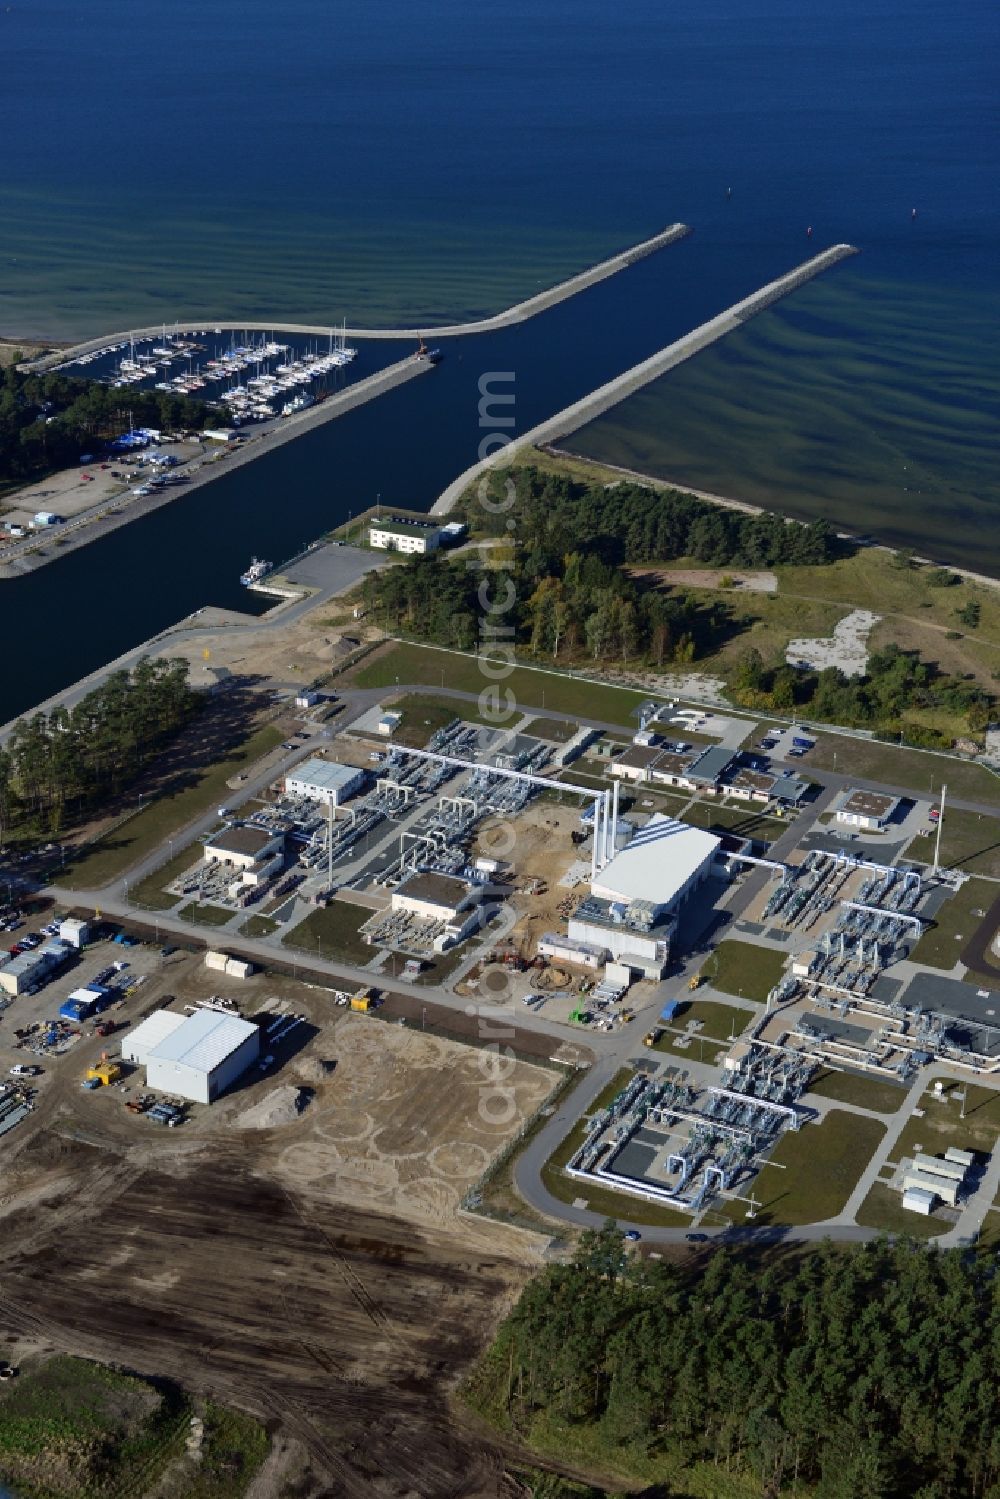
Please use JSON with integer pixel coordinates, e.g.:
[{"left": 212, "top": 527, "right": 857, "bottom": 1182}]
[{"left": 0, "top": 0, "right": 995, "bottom": 719}]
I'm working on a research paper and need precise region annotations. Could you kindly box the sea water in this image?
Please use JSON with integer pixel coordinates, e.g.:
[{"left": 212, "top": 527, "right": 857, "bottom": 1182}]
[{"left": 0, "top": 0, "right": 994, "bottom": 718}]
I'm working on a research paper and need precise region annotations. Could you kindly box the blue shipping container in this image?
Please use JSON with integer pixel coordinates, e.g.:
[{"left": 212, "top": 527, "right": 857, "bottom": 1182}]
[{"left": 660, "top": 1000, "right": 681, "bottom": 1021}]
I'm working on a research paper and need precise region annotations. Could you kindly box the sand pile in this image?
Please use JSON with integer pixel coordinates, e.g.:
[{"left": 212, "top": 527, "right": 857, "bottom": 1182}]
[{"left": 235, "top": 1086, "right": 311, "bottom": 1130}]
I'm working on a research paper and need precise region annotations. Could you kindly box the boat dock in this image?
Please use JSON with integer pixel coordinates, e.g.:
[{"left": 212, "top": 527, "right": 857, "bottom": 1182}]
[
  {"left": 430, "top": 243, "right": 859, "bottom": 515},
  {"left": 0, "top": 352, "right": 434, "bottom": 579},
  {"left": 18, "top": 224, "right": 692, "bottom": 374}
]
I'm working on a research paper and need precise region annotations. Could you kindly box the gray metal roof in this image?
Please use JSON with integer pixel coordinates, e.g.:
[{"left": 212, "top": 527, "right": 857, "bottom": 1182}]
[
  {"left": 685, "top": 745, "right": 737, "bottom": 784},
  {"left": 287, "top": 757, "right": 363, "bottom": 792},
  {"left": 148, "top": 1008, "right": 258, "bottom": 1075}
]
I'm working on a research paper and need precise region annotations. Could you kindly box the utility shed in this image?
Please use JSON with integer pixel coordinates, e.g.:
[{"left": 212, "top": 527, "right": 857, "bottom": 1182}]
[
  {"left": 120, "top": 1009, "right": 187, "bottom": 1067},
  {"left": 902, "top": 1186, "right": 936, "bottom": 1215},
  {"left": 145, "top": 1009, "right": 260, "bottom": 1104},
  {"left": 903, "top": 1168, "right": 959, "bottom": 1207}
]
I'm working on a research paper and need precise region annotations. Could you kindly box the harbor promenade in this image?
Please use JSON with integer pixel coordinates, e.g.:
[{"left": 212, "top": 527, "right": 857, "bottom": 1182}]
[
  {"left": 17, "top": 224, "right": 691, "bottom": 373},
  {"left": 430, "top": 243, "right": 858, "bottom": 515}
]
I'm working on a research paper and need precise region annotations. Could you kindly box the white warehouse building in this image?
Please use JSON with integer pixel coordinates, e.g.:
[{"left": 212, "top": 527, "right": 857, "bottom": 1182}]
[
  {"left": 590, "top": 814, "right": 721, "bottom": 916},
  {"left": 125, "top": 1008, "right": 261, "bottom": 1104},
  {"left": 284, "top": 757, "right": 366, "bottom": 807}
]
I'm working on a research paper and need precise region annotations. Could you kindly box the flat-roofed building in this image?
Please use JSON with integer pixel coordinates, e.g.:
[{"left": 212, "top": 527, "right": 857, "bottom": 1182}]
[
  {"left": 284, "top": 757, "right": 366, "bottom": 806},
  {"left": 204, "top": 824, "right": 285, "bottom": 884},
  {"left": 608, "top": 744, "right": 663, "bottom": 783},
  {"left": 144, "top": 1009, "right": 261, "bottom": 1105},
  {"left": 684, "top": 745, "right": 738, "bottom": 793},
  {"left": 392, "top": 872, "right": 475, "bottom": 924},
  {"left": 369, "top": 517, "right": 445, "bottom": 555},
  {"left": 836, "top": 788, "right": 900, "bottom": 830},
  {"left": 591, "top": 815, "right": 721, "bottom": 916}
]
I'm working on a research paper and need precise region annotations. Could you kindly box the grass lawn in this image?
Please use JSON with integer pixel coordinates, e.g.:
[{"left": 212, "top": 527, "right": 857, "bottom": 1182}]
[
  {"left": 59, "top": 724, "right": 283, "bottom": 890},
  {"left": 909, "top": 807, "right": 1000, "bottom": 879},
  {"left": 700, "top": 940, "right": 787, "bottom": 1002},
  {"left": 282, "top": 899, "right": 372, "bottom": 964},
  {"left": 718, "top": 1110, "right": 885, "bottom": 1226},
  {"left": 178, "top": 903, "right": 235, "bottom": 928},
  {"left": 910, "top": 876, "right": 994, "bottom": 969},
  {"left": 855, "top": 1182, "right": 952, "bottom": 1239},
  {"left": 524, "top": 715, "right": 578, "bottom": 743},
  {"left": 807, "top": 1067, "right": 909, "bottom": 1113},
  {"left": 239, "top": 914, "right": 279, "bottom": 938},
  {"left": 128, "top": 842, "right": 203, "bottom": 911},
  {"left": 381, "top": 692, "right": 488, "bottom": 747},
  {"left": 679, "top": 801, "right": 780, "bottom": 840},
  {"left": 888, "top": 1079, "right": 1000, "bottom": 1163},
  {"left": 806, "top": 731, "right": 1000, "bottom": 808},
  {"left": 650, "top": 1035, "right": 726, "bottom": 1066},
  {"left": 353, "top": 641, "right": 652, "bottom": 727},
  {"left": 665, "top": 997, "right": 757, "bottom": 1042}
]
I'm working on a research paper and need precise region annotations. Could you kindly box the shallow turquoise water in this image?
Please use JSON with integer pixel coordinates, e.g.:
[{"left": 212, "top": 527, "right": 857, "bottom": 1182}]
[{"left": 568, "top": 266, "right": 1000, "bottom": 571}]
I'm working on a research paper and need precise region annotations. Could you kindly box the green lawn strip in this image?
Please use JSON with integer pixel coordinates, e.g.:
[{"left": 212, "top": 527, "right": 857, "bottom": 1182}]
[
  {"left": 179, "top": 903, "right": 236, "bottom": 928},
  {"left": 699, "top": 940, "right": 787, "bottom": 1002},
  {"left": 677, "top": 801, "right": 780, "bottom": 840},
  {"left": 129, "top": 841, "right": 205, "bottom": 911},
  {"left": 353, "top": 641, "right": 652, "bottom": 726},
  {"left": 806, "top": 731, "right": 1000, "bottom": 808},
  {"left": 807, "top": 1066, "right": 909, "bottom": 1113},
  {"left": 716, "top": 1110, "right": 885, "bottom": 1226},
  {"left": 855, "top": 1182, "right": 951, "bottom": 1240},
  {"left": 409, "top": 946, "right": 469, "bottom": 987},
  {"left": 911, "top": 875, "right": 994, "bottom": 968},
  {"left": 663, "top": 997, "right": 758, "bottom": 1042},
  {"left": 239, "top": 914, "right": 279, "bottom": 939},
  {"left": 59, "top": 724, "right": 284, "bottom": 889},
  {"left": 540, "top": 1069, "right": 692, "bottom": 1228},
  {"left": 282, "top": 899, "right": 373, "bottom": 964},
  {"left": 909, "top": 807, "right": 1000, "bottom": 878},
  {"left": 888, "top": 1079, "right": 1000, "bottom": 1163}
]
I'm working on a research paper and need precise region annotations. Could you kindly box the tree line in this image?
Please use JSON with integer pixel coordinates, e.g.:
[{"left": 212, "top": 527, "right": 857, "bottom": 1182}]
[
  {"left": 0, "top": 363, "right": 216, "bottom": 489},
  {"left": 470, "top": 1226, "right": 1000, "bottom": 1499},
  {"left": 731, "top": 641, "right": 992, "bottom": 747},
  {"left": 472, "top": 465, "right": 837, "bottom": 568},
  {"left": 0, "top": 657, "right": 198, "bottom": 839}
]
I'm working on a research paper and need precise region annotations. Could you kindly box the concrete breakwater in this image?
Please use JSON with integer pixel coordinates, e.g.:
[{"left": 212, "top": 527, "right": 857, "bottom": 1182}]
[
  {"left": 0, "top": 353, "right": 433, "bottom": 579},
  {"left": 18, "top": 225, "right": 691, "bottom": 373},
  {"left": 430, "top": 243, "right": 858, "bottom": 516}
]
